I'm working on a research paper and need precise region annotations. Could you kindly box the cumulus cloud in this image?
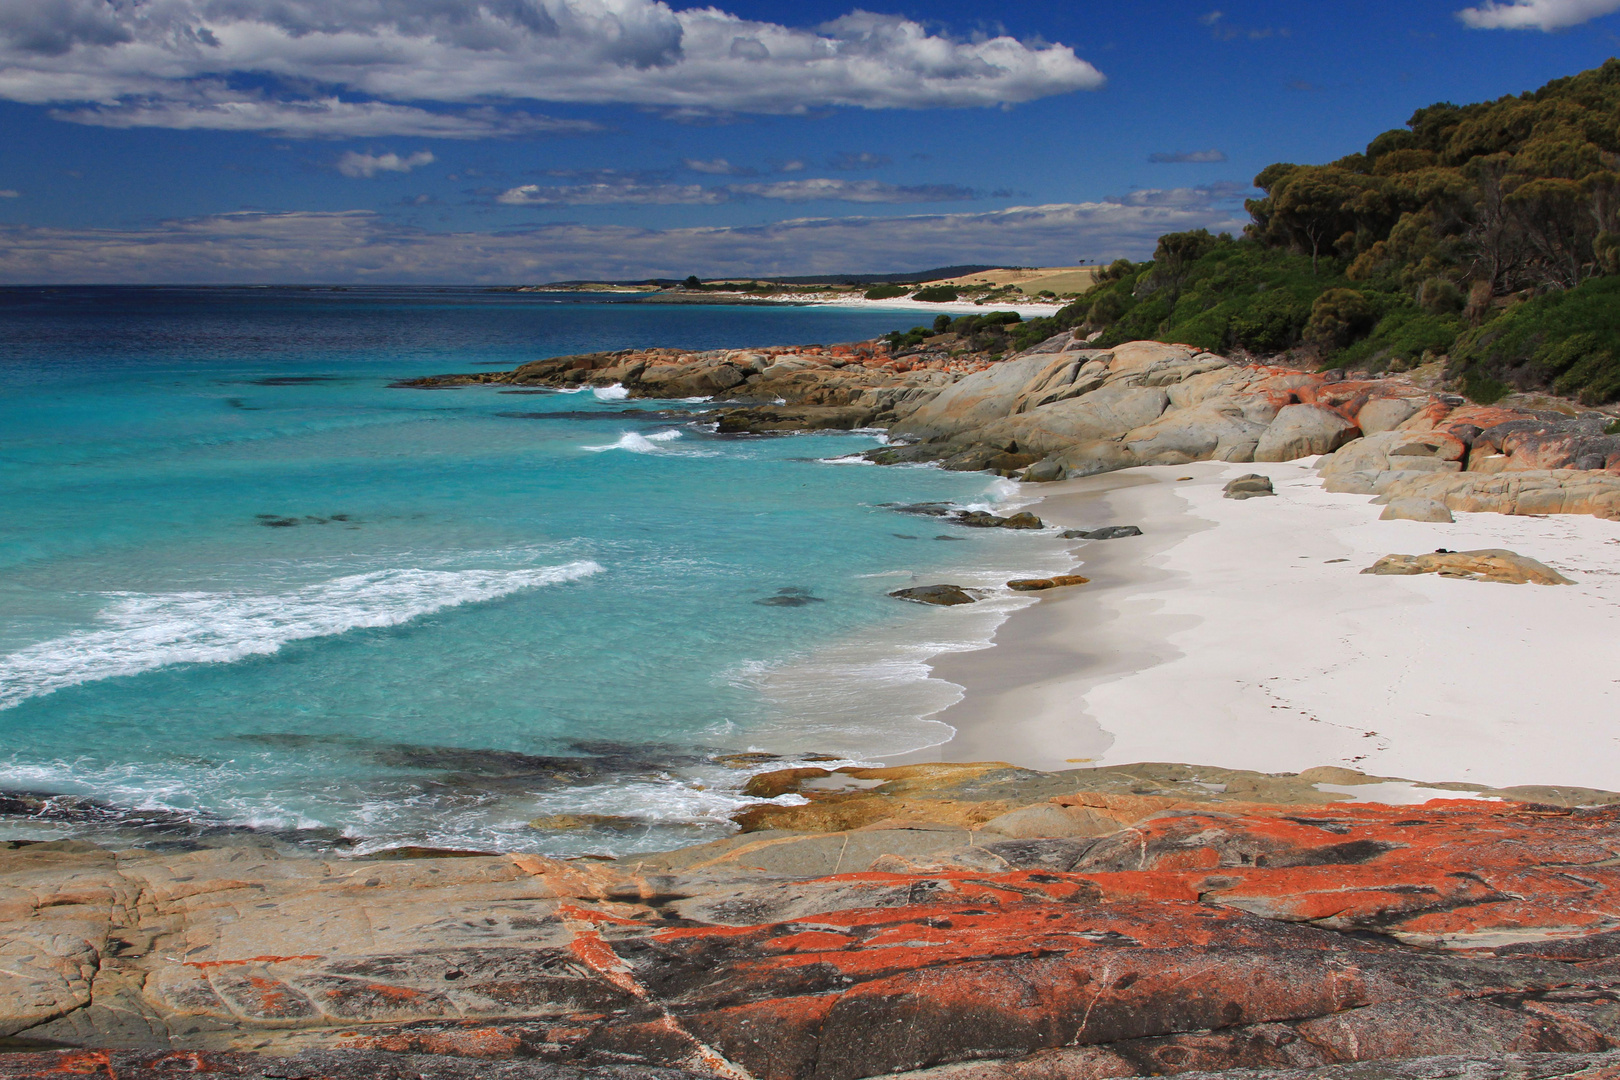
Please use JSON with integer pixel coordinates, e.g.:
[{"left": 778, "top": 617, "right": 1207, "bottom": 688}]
[
  {"left": 51, "top": 93, "right": 599, "bottom": 139},
  {"left": 0, "top": 193, "right": 1247, "bottom": 284},
  {"left": 683, "top": 158, "right": 753, "bottom": 175},
  {"left": 337, "top": 150, "right": 435, "bottom": 178},
  {"left": 493, "top": 176, "right": 978, "bottom": 204},
  {"left": 1149, "top": 149, "right": 1228, "bottom": 164},
  {"left": 1456, "top": 0, "right": 1620, "bottom": 28},
  {"left": 0, "top": 0, "right": 1106, "bottom": 137}
]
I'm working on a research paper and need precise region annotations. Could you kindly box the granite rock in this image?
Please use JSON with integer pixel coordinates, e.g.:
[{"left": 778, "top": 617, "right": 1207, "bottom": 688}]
[
  {"left": 1361, "top": 548, "right": 1574, "bottom": 585},
  {"left": 1379, "top": 497, "right": 1455, "bottom": 522}
]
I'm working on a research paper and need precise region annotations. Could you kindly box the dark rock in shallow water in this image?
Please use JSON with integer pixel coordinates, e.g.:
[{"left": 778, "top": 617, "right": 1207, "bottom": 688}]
[
  {"left": 935, "top": 534, "right": 966, "bottom": 541},
  {"left": 863, "top": 443, "right": 943, "bottom": 466},
  {"left": 953, "top": 510, "right": 1045, "bottom": 530},
  {"left": 755, "top": 593, "right": 826, "bottom": 607},
  {"left": 1224, "top": 473, "right": 1276, "bottom": 499},
  {"left": 892, "top": 534, "right": 918, "bottom": 540},
  {"left": 886, "top": 501, "right": 954, "bottom": 517},
  {"left": 890, "top": 584, "right": 979, "bottom": 606},
  {"left": 1062, "top": 525, "right": 1144, "bottom": 540}
]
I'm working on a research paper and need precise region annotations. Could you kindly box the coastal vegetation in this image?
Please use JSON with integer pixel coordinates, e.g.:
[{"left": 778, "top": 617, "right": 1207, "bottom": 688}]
[
  {"left": 1004, "top": 59, "right": 1620, "bottom": 404},
  {"left": 885, "top": 310, "right": 1022, "bottom": 358}
]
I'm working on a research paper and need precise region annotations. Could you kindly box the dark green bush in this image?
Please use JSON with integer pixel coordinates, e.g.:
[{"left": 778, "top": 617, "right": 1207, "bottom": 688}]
[
  {"left": 912, "top": 285, "right": 960, "bottom": 303},
  {"left": 1452, "top": 276, "right": 1620, "bottom": 402},
  {"left": 864, "top": 284, "right": 909, "bottom": 300},
  {"left": 1306, "top": 289, "right": 1378, "bottom": 350}
]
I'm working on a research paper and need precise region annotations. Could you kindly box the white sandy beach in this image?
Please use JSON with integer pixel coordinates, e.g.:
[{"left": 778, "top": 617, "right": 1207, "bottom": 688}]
[
  {"left": 785, "top": 292, "right": 1068, "bottom": 319},
  {"left": 927, "top": 461, "right": 1620, "bottom": 793}
]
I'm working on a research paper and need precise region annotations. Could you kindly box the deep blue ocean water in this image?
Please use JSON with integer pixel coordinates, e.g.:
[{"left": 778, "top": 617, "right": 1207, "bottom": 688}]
[{"left": 0, "top": 287, "right": 1069, "bottom": 855}]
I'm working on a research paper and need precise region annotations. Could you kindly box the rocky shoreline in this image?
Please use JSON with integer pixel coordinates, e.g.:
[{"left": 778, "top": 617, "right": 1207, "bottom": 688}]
[
  {"left": 9, "top": 760, "right": 1620, "bottom": 1079},
  {"left": 398, "top": 334, "right": 1620, "bottom": 520},
  {"left": 8, "top": 335, "right": 1620, "bottom": 1078}
]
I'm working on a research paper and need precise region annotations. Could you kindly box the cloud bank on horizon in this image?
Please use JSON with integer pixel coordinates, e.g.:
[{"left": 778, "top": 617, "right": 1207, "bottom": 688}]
[
  {"left": 0, "top": 0, "right": 1104, "bottom": 138},
  {"left": 1457, "top": 0, "right": 1620, "bottom": 30},
  {"left": 0, "top": 189, "right": 1247, "bottom": 284}
]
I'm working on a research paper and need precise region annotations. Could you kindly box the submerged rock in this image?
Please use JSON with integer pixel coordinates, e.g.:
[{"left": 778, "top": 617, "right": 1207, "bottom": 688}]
[
  {"left": 1362, "top": 548, "right": 1573, "bottom": 585},
  {"left": 529, "top": 813, "right": 647, "bottom": 832},
  {"left": 1223, "top": 473, "right": 1276, "bottom": 499},
  {"left": 889, "top": 584, "right": 979, "bottom": 606},
  {"left": 755, "top": 587, "right": 826, "bottom": 607}
]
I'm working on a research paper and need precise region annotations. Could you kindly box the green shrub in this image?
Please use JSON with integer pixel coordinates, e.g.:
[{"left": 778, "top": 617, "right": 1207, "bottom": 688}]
[
  {"left": 932, "top": 314, "right": 952, "bottom": 334},
  {"left": 1462, "top": 370, "right": 1511, "bottom": 404},
  {"left": 1227, "top": 288, "right": 1312, "bottom": 353},
  {"left": 1452, "top": 276, "right": 1620, "bottom": 403},
  {"left": 1418, "top": 277, "right": 1465, "bottom": 315},
  {"left": 1306, "top": 289, "right": 1378, "bottom": 350},
  {"left": 864, "top": 284, "right": 909, "bottom": 300},
  {"left": 912, "top": 285, "right": 960, "bottom": 303}
]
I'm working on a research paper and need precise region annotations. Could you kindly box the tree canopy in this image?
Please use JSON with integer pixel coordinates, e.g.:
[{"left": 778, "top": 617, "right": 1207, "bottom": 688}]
[{"left": 1006, "top": 58, "right": 1620, "bottom": 404}]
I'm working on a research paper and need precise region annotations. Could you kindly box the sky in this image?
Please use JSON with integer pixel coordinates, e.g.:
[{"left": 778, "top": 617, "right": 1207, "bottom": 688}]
[{"left": 1, "top": 0, "right": 1619, "bottom": 283}]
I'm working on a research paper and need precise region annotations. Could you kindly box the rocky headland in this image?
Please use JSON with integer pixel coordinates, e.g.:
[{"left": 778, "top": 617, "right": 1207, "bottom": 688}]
[
  {"left": 399, "top": 333, "right": 1620, "bottom": 521},
  {"left": 11, "top": 760, "right": 1620, "bottom": 1080}
]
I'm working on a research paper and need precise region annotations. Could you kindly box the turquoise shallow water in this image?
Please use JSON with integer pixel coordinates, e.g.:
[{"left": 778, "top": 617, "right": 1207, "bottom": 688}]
[{"left": 0, "top": 287, "right": 1069, "bottom": 855}]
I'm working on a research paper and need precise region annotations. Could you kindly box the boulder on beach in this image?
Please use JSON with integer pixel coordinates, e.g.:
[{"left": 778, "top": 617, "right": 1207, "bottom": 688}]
[
  {"left": 1007, "top": 575, "right": 1091, "bottom": 592},
  {"left": 1380, "top": 497, "right": 1455, "bottom": 523},
  {"left": 889, "top": 584, "right": 979, "bottom": 606},
  {"left": 1361, "top": 548, "right": 1573, "bottom": 585},
  {"left": 1223, "top": 473, "right": 1275, "bottom": 499},
  {"left": 1254, "top": 403, "right": 1361, "bottom": 462},
  {"left": 1062, "top": 525, "right": 1143, "bottom": 540}
]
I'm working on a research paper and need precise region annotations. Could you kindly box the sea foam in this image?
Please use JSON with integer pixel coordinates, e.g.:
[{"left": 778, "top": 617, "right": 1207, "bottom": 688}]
[
  {"left": 0, "top": 561, "right": 602, "bottom": 710},
  {"left": 582, "top": 430, "right": 683, "bottom": 453}
]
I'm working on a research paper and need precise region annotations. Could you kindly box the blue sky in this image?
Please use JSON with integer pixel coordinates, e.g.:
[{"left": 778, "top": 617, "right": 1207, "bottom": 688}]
[{"left": 2, "top": 0, "right": 1618, "bottom": 282}]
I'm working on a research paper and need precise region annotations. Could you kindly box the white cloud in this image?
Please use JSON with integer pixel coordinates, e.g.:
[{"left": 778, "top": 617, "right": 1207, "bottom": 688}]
[
  {"left": 1149, "top": 149, "right": 1227, "bottom": 164},
  {"left": 493, "top": 176, "right": 978, "bottom": 204},
  {"left": 683, "top": 158, "right": 753, "bottom": 175},
  {"left": 727, "top": 178, "right": 975, "bottom": 203},
  {"left": 337, "top": 150, "right": 435, "bottom": 178},
  {"left": 0, "top": 195, "right": 1246, "bottom": 284},
  {"left": 0, "top": 189, "right": 18, "bottom": 197},
  {"left": 0, "top": 0, "right": 1106, "bottom": 138},
  {"left": 47, "top": 91, "right": 600, "bottom": 139},
  {"left": 497, "top": 181, "right": 726, "bottom": 205},
  {"left": 1457, "top": 0, "right": 1620, "bottom": 27}
]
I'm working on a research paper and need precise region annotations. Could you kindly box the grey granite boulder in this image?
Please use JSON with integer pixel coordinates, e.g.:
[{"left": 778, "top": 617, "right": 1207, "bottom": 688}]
[
  {"left": 889, "top": 585, "right": 979, "bottom": 606},
  {"left": 1380, "top": 498, "right": 1455, "bottom": 523},
  {"left": 1223, "top": 474, "right": 1276, "bottom": 499},
  {"left": 1254, "top": 404, "right": 1361, "bottom": 462}
]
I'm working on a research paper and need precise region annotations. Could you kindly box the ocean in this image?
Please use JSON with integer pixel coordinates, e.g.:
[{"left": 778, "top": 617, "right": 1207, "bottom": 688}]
[{"left": 0, "top": 286, "right": 1070, "bottom": 856}]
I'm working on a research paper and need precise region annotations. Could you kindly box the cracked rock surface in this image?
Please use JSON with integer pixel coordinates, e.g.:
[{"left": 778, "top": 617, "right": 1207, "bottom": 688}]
[{"left": 8, "top": 767, "right": 1620, "bottom": 1079}]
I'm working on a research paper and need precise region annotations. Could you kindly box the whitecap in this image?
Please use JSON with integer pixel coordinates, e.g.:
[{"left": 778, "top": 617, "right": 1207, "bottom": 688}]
[
  {"left": 593, "top": 384, "right": 630, "bottom": 400},
  {"left": 0, "top": 561, "right": 603, "bottom": 711},
  {"left": 582, "top": 430, "right": 683, "bottom": 453}
]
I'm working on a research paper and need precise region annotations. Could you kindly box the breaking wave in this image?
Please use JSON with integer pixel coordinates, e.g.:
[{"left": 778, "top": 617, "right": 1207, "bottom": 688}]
[
  {"left": 0, "top": 561, "right": 603, "bottom": 710},
  {"left": 582, "top": 430, "right": 684, "bottom": 453}
]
